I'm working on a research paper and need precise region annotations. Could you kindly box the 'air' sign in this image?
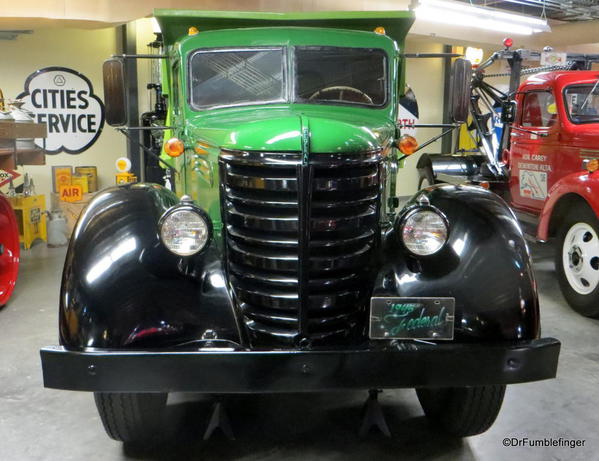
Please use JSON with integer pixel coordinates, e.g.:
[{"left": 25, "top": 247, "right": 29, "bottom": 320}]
[
  {"left": 17, "top": 67, "right": 105, "bottom": 154},
  {"left": 59, "top": 184, "right": 83, "bottom": 202}
]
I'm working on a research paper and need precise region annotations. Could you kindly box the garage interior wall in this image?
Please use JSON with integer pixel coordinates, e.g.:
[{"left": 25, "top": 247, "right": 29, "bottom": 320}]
[
  {"left": 400, "top": 38, "right": 445, "bottom": 195},
  {"left": 0, "top": 28, "right": 122, "bottom": 201}
]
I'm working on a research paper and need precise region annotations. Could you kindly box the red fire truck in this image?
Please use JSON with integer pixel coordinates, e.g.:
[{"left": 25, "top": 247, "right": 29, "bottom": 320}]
[
  {"left": 417, "top": 43, "right": 599, "bottom": 317},
  {"left": 0, "top": 195, "right": 19, "bottom": 307}
]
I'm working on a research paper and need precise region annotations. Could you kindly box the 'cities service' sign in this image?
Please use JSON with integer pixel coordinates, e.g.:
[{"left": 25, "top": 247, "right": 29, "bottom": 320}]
[{"left": 17, "top": 67, "right": 105, "bottom": 154}]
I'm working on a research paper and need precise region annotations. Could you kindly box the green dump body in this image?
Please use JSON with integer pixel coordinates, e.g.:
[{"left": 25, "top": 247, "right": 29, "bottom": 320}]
[{"left": 154, "top": 10, "right": 415, "bottom": 234}]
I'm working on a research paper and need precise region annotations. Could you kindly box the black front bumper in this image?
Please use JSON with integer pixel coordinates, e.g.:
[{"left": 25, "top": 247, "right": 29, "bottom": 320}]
[{"left": 40, "top": 338, "right": 560, "bottom": 393}]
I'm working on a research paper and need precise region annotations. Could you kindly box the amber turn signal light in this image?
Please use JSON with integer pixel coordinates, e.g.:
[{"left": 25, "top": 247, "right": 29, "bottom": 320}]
[
  {"left": 586, "top": 158, "right": 599, "bottom": 174},
  {"left": 165, "top": 138, "right": 185, "bottom": 157},
  {"left": 188, "top": 26, "right": 199, "bottom": 36},
  {"left": 374, "top": 26, "right": 386, "bottom": 35},
  {"left": 397, "top": 135, "right": 418, "bottom": 155}
]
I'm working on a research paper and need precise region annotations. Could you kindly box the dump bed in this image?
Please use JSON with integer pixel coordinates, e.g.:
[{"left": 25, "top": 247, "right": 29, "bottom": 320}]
[{"left": 153, "top": 9, "right": 415, "bottom": 47}]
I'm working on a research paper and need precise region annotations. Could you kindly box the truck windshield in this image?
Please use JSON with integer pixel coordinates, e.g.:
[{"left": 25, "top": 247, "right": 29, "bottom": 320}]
[
  {"left": 564, "top": 82, "right": 599, "bottom": 124},
  {"left": 188, "top": 46, "right": 388, "bottom": 110},
  {"left": 189, "top": 48, "right": 286, "bottom": 109},
  {"left": 295, "top": 47, "right": 387, "bottom": 107}
]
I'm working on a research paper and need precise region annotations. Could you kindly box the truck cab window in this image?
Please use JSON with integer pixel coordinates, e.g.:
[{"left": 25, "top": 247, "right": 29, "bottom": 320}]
[
  {"left": 520, "top": 91, "right": 557, "bottom": 127},
  {"left": 565, "top": 82, "right": 599, "bottom": 124},
  {"left": 295, "top": 47, "right": 387, "bottom": 107},
  {"left": 189, "top": 48, "right": 285, "bottom": 109}
]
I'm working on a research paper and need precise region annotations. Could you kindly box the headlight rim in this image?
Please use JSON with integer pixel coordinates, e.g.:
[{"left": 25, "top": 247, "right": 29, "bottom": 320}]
[
  {"left": 158, "top": 203, "right": 213, "bottom": 257},
  {"left": 397, "top": 205, "right": 450, "bottom": 257}
]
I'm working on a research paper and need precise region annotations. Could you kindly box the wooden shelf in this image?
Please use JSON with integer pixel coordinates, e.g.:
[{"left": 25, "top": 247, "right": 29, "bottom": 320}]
[
  {"left": 0, "top": 147, "right": 46, "bottom": 169},
  {"left": 0, "top": 121, "right": 47, "bottom": 169},
  {"left": 0, "top": 147, "right": 44, "bottom": 156}
]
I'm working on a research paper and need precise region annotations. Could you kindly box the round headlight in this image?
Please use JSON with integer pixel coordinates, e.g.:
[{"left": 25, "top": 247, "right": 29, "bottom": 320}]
[
  {"left": 401, "top": 209, "right": 448, "bottom": 256},
  {"left": 160, "top": 208, "right": 211, "bottom": 256}
]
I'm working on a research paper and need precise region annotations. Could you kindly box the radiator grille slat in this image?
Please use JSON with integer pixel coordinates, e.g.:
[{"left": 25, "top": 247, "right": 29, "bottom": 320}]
[{"left": 220, "top": 149, "right": 381, "bottom": 348}]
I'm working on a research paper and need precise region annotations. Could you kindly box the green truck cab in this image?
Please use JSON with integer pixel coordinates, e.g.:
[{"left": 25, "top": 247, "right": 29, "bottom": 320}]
[{"left": 41, "top": 10, "right": 560, "bottom": 443}]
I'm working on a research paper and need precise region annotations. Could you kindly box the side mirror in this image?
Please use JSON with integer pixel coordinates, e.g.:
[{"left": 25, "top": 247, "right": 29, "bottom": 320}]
[
  {"left": 449, "top": 58, "right": 472, "bottom": 124},
  {"left": 102, "top": 58, "right": 127, "bottom": 126},
  {"left": 501, "top": 100, "right": 517, "bottom": 123}
]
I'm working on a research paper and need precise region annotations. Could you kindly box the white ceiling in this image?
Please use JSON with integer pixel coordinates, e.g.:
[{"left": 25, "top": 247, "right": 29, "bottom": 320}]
[{"left": 1, "top": 0, "right": 599, "bottom": 50}]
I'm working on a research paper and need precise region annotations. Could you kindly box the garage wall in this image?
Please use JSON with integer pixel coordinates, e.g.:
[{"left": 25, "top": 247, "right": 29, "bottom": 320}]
[
  {"left": 0, "top": 28, "right": 123, "bottom": 201},
  {"left": 398, "top": 38, "right": 446, "bottom": 196}
]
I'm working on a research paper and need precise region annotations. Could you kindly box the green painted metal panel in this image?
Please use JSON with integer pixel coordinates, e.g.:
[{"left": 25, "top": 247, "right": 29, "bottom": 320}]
[
  {"left": 152, "top": 10, "right": 411, "bottom": 231},
  {"left": 154, "top": 10, "right": 414, "bottom": 46}
]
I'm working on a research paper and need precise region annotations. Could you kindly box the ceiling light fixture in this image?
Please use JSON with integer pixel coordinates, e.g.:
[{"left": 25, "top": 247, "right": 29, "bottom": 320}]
[{"left": 415, "top": 0, "right": 551, "bottom": 35}]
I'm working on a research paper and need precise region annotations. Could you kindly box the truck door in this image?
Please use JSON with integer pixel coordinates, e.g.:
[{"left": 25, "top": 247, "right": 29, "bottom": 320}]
[{"left": 509, "top": 90, "right": 559, "bottom": 214}]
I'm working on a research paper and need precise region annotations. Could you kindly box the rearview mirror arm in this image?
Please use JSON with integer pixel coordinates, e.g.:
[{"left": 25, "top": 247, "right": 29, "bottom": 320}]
[
  {"left": 413, "top": 127, "right": 457, "bottom": 154},
  {"left": 511, "top": 125, "right": 549, "bottom": 137},
  {"left": 111, "top": 54, "right": 168, "bottom": 59},
  {"left": 116, "top": 128, "right": 179, "bottom": 173},
  {"left": 117, "top": 126, "right": 174, "bottom": 131},
  {"left": 398, "top": 123, "right": 458, "bottom": 129},
  {"left": 396, "top": 126, "right": 459, "bottom": 163}
]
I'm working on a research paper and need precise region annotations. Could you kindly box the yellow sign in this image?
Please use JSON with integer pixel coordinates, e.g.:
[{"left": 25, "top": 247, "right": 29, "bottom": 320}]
[
  {"left": 116, "top": 172, "right": 137, "bottom": 184},
  {"left": 59, "top": 184, "right": 83, "bottom": 202},
  {"left": 52, "top": 166, "right": 72, "bottom": 193},
  {"left": 115, "top": 157, "right": 131, "bottom": 173},
  {"left": 465, "top": 47, "right": 484, "bottom": 66},
  {"left": 71, "top": 174, "right": 89, "bottom": 193}
]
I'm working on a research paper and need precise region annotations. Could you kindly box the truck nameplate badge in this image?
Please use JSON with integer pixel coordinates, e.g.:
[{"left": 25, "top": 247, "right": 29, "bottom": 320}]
[{"left": 369, "top": 297, "right": 455, "bottom": 340}]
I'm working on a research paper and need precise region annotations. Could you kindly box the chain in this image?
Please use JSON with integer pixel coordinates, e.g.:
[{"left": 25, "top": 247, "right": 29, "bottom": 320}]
[{"left": 483, "top": 62, "right": 575, "bottom": 78}]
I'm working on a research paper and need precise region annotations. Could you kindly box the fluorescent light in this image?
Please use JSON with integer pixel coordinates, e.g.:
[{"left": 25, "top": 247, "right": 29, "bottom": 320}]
[{"left": 416, "top": 0, "right": 551, "bottom": 35}]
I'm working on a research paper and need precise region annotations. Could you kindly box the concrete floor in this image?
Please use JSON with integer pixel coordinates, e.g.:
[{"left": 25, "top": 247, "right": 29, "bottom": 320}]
[{"left": 1, "top": 242, "right": 598, "bottom": 461}]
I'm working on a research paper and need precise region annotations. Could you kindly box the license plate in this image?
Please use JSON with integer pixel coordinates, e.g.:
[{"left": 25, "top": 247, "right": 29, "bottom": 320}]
[{"left": 369, "top": 297, "right": 455, "bottom": 340}]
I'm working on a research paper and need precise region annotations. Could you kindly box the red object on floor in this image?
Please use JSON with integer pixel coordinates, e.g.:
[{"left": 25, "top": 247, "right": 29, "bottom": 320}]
[{"left": 0, "top": 195, "right": 20, "bottom": 306}]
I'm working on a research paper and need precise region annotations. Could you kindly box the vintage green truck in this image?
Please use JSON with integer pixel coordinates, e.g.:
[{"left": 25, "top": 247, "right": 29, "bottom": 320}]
[{"left": 41, "top": 10, "right": 560, "bottom": 443}]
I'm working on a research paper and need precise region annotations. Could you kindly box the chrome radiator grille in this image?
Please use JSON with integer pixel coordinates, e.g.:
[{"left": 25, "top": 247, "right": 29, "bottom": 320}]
[{"left": 220, "top": 149, "right": 381, "bottom": 348}]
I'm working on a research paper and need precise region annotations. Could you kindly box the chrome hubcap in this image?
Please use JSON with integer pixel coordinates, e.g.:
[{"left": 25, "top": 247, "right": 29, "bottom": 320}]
[{"left": 562, "top": 222, "right": 599, "bottom": 295}]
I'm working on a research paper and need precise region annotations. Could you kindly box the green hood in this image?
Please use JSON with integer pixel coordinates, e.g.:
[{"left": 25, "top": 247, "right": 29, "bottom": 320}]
[{"left": 187, "top": 105, "right": 395, "bottom": 153}]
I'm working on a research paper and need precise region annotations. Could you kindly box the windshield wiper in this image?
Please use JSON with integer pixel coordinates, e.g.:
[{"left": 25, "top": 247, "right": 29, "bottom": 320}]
[{"left": 580, "top": 79, "right": 599, "bottom": 112}]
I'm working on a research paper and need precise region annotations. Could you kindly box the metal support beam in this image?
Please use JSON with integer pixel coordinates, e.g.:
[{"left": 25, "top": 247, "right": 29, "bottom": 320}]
[
  {"left": 441, "top": 44, "right": 454, "bottom": 154},
  {"left": 507, "top": 52, "right": 523, "bottom": 97},
  {"left": 118, "top": 23, "right": 142, "bottom": 180}
]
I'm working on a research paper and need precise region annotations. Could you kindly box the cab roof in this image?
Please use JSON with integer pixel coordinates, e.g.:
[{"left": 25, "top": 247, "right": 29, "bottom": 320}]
[
  {"left": 154, "top": 9, "right": 415, "bottom": 47},
  {"left": 523, "top": 70, "right": 599, "bottom": 91}
]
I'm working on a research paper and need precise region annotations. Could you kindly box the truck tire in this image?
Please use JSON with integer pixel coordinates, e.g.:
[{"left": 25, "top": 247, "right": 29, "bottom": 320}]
[
  {"left": 555, "top": 205, "right": 599, "bottom": 317},
  {"left": 94, "top": 392, "right": 167, "bottom": 443},
  {"left": 416, "top": 385, "right": 505, "bottom": 437}
]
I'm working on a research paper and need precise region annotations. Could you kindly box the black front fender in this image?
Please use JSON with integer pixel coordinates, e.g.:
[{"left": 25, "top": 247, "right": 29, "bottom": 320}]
[
  {"left": 59, "top": 183, "right": 242, "bottom": 349},
  {"left": 376, "top": 184, "right": 539, "bottom": 341}
]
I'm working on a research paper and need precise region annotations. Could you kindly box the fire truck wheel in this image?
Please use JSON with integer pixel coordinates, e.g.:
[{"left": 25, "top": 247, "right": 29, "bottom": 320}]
[
  {"left": 94, "top": 392, "right": 167, "bottom": 443},
  {"left": 416, "top": 385, "right": 505, "bottom": 437},
  {"left": 556, "top": 206, "right": 599, "bottom": 317}
]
